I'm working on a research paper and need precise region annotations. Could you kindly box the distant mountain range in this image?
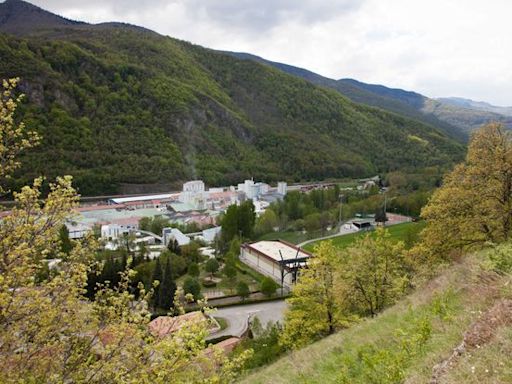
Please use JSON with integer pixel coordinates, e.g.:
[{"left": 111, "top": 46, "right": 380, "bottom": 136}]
[
  {"left": 225, "top": 52, "right": 512, "bottom": 139},
  {"left": 0, "top": 0, "right": 464, "bottom": 195},
  {"left": 436, "top": 97, "right": 512, "bottom": 116}
]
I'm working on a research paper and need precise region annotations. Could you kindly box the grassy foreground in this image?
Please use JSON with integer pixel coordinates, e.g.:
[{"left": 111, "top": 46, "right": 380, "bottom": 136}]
[{"left": 239, "top": 252, "right": 512, "bottom": 383}]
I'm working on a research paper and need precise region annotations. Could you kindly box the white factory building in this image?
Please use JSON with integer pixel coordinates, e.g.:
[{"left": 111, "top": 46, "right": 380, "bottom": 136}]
[
  {"left": 101, "top": 223, "right": 136, "bottom": 240},
  {"left": 240, "top": 240, "right": 312, "bottom": 287},
  {"left": 237, "top": 179, "right": 270, "bottom": 200},
  {"left": 180, "top": 180, "right": 207, "bottom": 210},
  {"left": 162, "top": 227, "right": 191, "bottom": 247}
]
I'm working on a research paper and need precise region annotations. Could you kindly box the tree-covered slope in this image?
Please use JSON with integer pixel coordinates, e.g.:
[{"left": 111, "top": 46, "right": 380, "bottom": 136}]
[
  {"left": 228, "top": 51, "right": 512, "bottom": 140},
  {"left": 0, "top": 0, "right": 464, "bottom": 195}
]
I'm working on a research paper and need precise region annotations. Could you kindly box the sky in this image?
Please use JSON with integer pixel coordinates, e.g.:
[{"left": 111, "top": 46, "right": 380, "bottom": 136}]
[{"left": 26, "top": 0, "right": 512, "bottom": 106}]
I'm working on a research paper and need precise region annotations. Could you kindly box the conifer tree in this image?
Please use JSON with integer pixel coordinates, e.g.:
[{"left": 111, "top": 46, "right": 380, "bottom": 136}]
[
  {"left": 159, "top": 257, "right": 177, "bottom": 310},
  {"left": 151, "top": 257, "right": 163, "bottom": 308}
]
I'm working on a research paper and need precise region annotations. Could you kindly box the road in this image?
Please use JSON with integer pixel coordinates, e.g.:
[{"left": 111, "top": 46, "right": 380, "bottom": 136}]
[{"left": 208, "top": 300, "right": 288, "bottom": 339}]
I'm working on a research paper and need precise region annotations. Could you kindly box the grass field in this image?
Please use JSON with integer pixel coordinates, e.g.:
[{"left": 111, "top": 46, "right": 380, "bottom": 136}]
[
  {"left": 240, "top": 251, "right": 512, "bottom": 384},
  {"left": 257, "top": 228, "right": 338, "bottom": 245},
  {"left": 304, "top": 221, "right": 426, "bottom": 252}
]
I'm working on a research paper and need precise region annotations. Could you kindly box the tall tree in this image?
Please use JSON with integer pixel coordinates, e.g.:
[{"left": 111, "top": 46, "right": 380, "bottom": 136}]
[
  {"left": 151, "top": 257, "right": 163, "bottom": 308},
  {"left": 419, "top": 123, "right": 512, "bottom": 261},
  {"left": 205, "top": 258, "right": 220, "bottom": 279},
  {"left": 338, "top": 229, "right": 408, "bottom": 317},
  {"left": 220, "top": 201, "right": 256, "bottom": 243},
  {"left": 280, "top": 242, "right": 350, "bottom": 349},
  {"left": 158, "top": 258, "right": 177, "bottom": 310}
]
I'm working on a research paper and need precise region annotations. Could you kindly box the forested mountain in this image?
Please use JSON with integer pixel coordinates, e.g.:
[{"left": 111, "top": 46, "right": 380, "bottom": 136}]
[
  {"left": 228, "top": 52, "right": 512, "bottom": 139},
  {"left": 0, "top": 0, "right": 464, "bottom": 195}
]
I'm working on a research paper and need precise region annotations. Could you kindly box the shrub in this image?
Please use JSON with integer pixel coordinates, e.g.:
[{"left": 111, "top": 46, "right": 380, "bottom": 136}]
[
  {"left": 183, "top": 277, "right": 201, "bottom": 299},
  {"left": 260, "top": 277, "right": 278, "bottom": 297},
  {"left": 187, "top": 262, "right": 200, "bottom": 277},
  {"left": 236, "top": 281, "right": 250, "bottom": 300}
]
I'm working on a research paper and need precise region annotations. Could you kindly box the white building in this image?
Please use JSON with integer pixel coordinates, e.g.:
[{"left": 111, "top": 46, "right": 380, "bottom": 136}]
[
  {"left": 65, "top": 222, "right": 91, "bottom": 239},
  {"left": 253, "top": 200, "right": 270, "bottom": 216},
  {"left": 162, "top": 227, "right": 191, "bottom": 247},
  {"left": 277, "top": 182, "right": 287, "bottom": 196},
  {"left": 201, "top": 226, "right": 222, "bottom": 243},
  {"left": 240, "top": 240, "right": 312, "bottom": 287},
  {"left": 183, "top": 180, "right": 205, "bottom": 193},
  {"left": 180, "top": 180, "right": 207, "bottom": 209},
  {"left": 101, "top": 224, "right": 133, "bottom": 240},
  {"left": 237, "top": 179, "right": 271, "bottom": 200}
]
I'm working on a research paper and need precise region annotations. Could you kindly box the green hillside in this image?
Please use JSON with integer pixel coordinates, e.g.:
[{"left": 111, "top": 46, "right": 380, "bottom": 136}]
[
  {"left": 229, "top": 51, "right": 512, "bottom": 140},
  {"left": 0, "top": 0, "right": 464, "bottom": 195},
  {"left": 240, "top": 251, "right": 512, "bottom": 384}
]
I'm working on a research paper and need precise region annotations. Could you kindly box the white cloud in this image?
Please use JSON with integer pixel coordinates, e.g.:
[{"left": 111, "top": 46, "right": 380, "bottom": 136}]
[{"left": 28, "top": 0, "right": 512, "bottom": 105}]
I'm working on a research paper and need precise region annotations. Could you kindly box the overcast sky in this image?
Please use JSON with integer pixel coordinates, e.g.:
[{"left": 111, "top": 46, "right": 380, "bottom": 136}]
[{"left": 27, "top": 0, "right": 512, "bottom": 105}]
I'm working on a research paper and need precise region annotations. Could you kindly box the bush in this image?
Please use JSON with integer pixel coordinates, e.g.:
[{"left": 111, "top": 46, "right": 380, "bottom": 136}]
[
  {"left": 187, "top": 262, "right": 200, "bottom": 277},
  {"left": 183, "top": 277, "right": 201, "bottom": 299},
  {"left": 205, "top": 258, "right": 220, "bottom": 277},
  {"left": 488, "top": 243, "right": 512, "bottom": 273},
  {"left": 260, "top": 277, "right": 278, "bottom": 297},
  {"left": 236, "top": 281, "right": 250, "bottom": 300}
]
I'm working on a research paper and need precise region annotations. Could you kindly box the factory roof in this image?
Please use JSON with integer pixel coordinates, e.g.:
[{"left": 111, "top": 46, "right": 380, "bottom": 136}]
[
  {"left": 242, "top": 240, "right": 312, "bottom": 262},
  {"left": 110, "top": 193, "right": 176, "bottom": 204}
]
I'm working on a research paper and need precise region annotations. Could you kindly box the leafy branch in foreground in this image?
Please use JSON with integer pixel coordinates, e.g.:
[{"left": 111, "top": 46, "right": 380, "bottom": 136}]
[{"left": 0, "top": 79, "right": 250, "bottom": 383}]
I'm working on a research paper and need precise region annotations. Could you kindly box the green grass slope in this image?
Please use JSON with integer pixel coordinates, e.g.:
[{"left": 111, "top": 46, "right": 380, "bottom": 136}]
[
  {"left": 240, "top": 253, "right": 512, "bottom": 384},
  {"left": 303, "top": 221, "right": 426, "bottom": 252},
  {"left": 0, "top": 1, "right": 464, "bottom": 195}
]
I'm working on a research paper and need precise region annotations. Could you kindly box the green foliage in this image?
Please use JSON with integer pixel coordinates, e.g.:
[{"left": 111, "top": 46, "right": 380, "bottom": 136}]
[
  {"left": 220, "top": 201, "right": 256, "bottom": 243},
  {"left": 235, "top": 321, "right": 286, "bottom": 370},
  {"left": 223, "top": 262, "right": 237, "bottom": 281},
  {"left": 338, "top": 229, "right": 409, "bottom": 317},
  {"left": 183, "top": 277, "right": 201, "bottom": 300},
  {"left": 487, "top": 243, "right": 512, "bottom": 274},
  {"left": 187, "top": 262, "right": 200, "bottom": 277},
  {"left": 281, "top": 242, "right": 350, "bottom": 349},
  {"left": 139, "top": 216, "right": 170, "bottom": 235},
  {"left": 260, "top": 277, "right": 278, "bottom": 297},
  {"left": 151, "top": 257, "right": 163, "bottom": 307},
  {"left": 158, "top": 258, "right": 176, "bottom": 309},
  {"left": 236, "top": 281, "right": 250, "bottom": 300},
  {"left": 58, "top": 224, "right": 73, "bottom": 254},
  {"left": 0, "top": 27, "right": 463, "bottom": 195},
  {"left": 336, "top": 314, "right": 433, "bottom": 384},
  {"left": 205, "top": 258, "right": 220, "bottom": 277}
]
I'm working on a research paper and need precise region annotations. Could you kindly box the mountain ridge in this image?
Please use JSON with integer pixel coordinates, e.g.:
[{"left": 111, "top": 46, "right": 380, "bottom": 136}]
[
  {"left": 225, "top": 51, "right": 512, "bottom": 138},
  {"left": 0, "top": 0, "right": 464, "bottom": 195}
]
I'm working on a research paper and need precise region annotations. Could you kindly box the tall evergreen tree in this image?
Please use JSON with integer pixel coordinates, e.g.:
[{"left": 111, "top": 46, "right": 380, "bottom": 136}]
[
  {"left": 151, "top": 257, "right": 163, "bottom": 308},
  {"left": 158, "top": 258, "right": 177, "bottom": 310}
]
